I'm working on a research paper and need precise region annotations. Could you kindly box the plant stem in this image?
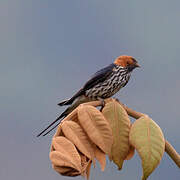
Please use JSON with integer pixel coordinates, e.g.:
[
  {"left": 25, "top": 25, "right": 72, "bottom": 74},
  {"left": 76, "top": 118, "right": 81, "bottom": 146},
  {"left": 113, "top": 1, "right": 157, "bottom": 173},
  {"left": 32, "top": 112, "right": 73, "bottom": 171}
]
[{"left": 165, "top": 140, "right": 180, "bottom": 168}]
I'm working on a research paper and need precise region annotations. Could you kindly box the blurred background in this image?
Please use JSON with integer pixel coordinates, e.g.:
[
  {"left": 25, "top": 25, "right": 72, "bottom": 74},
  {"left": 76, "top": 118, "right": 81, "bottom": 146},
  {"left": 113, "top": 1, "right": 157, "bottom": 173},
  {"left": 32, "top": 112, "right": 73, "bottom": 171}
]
[{"left": 1, "top": 0, "right": 180, "bottom": 179}]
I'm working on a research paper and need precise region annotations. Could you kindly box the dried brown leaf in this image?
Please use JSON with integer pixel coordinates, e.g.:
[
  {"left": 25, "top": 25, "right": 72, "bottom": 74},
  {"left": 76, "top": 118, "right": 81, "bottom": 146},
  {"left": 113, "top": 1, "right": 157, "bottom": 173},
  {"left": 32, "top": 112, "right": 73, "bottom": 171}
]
[
  {"left": 86, "top": 161, "right": 92, "bottom": 180},
  {"left": 50, "top": 125, "right": 64, "bottom": 152},
  {"left": 50, "top": 136, "right": 82, "bottom": 172},
  {"left": 78, "top": 104, "right": 113, "bottom": 154},
  {"left": 61, "top": 121, "right": 95, "bottom": 161},
  {"left": 94, "top": 146, "right": 106, "bottom": 171},
  {"left": 80, "top": 154, "right": 88, "bottom": 167},
  {"left": 50, "top": 109, "right": 79, "bottom": 152},
  {"left": 53, "top": 123, "right": 64, "bottom": 137},
  {"left": 125, "top": 145, "right": 135, "bottom": 160},
  {"left": 66, "top": 108, "right": 79, "bottom": 123},
  {"left": 52, "top": 165, "right": 80, "bottom": 176},
  {"left": 64, "top": 171, "right": 81, "bottom": 177},
  {"left": 79, "top": 154, "right": 92, "bottom": 178}
]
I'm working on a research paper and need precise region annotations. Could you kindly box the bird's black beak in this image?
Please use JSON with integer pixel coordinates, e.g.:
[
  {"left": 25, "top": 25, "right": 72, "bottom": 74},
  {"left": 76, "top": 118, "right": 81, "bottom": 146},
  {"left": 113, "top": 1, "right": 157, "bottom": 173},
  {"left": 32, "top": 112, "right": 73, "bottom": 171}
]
[
  {"left": 135, "top": 63, "right": 140, "bottom": 68},
  {"left": 127, "top": 62, "right": 140, "bottom": 72}
]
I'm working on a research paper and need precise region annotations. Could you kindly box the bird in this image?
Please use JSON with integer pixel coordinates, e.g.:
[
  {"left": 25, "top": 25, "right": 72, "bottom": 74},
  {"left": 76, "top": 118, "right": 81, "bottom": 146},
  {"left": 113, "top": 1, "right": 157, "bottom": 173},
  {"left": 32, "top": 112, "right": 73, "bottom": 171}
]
[{"left": 37, "top": 55, "right": 140, "bottom": 137}]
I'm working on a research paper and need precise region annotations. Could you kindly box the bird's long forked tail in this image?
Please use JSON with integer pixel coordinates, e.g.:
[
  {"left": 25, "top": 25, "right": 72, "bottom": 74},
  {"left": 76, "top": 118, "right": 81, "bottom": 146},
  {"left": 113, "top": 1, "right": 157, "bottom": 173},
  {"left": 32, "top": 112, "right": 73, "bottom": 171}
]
[
  {"left": 36, "top": 112, "right": 66, "bottom": 137},
  {"left": 37, "top": 95, "right": 91, "bottom": 137},
  {"left": 37, "top": 101, "right": 78, "bottom": 137}
]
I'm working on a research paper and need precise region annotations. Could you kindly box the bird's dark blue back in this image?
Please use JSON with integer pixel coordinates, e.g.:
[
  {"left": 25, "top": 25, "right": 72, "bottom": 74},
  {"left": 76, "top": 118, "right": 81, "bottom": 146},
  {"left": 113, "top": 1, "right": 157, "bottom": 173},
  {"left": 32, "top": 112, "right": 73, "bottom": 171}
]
[{"left": 83, "top": 63, "right": 116, "bottom": 91}]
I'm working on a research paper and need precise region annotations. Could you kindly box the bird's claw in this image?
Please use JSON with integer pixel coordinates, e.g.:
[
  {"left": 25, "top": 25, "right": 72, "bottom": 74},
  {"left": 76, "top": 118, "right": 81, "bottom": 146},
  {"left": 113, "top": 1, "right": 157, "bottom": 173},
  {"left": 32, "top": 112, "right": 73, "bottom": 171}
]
[{"left": 99, "top": 99, "right": 105, "bottom": 112}]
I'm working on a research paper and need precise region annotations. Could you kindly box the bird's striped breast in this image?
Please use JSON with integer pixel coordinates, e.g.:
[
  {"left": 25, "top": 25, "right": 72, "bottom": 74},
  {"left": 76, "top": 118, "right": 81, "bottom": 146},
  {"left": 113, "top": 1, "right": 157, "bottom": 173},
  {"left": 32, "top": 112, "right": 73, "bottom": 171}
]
[{"left": 85, "top": 65, "right": 131, "bottom": 99}]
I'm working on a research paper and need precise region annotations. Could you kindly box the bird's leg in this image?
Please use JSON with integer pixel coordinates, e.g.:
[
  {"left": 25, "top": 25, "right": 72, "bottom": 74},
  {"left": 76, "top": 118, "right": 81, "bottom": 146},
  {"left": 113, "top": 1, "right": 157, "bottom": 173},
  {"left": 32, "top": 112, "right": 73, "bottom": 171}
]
[{"left": 97, "top": 97, "right": 105, "bottom": 111}]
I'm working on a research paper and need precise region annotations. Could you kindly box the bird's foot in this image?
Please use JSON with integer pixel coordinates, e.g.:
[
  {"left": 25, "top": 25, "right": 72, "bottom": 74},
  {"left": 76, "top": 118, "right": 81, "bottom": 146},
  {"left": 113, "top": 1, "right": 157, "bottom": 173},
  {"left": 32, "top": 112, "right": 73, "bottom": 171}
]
[{"left": 98, "top": 98, "right": 105, "bottom": 112}]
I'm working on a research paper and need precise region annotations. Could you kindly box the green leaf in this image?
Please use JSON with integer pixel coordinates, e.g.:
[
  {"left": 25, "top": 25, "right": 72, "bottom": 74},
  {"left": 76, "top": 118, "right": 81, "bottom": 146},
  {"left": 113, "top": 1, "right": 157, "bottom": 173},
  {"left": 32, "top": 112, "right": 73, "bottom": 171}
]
[
  {"left": 129, "top": 115, "right": 165, "bottom": 180},
  {"left": 102, "top": 99, "right": 131, "bottom": 169}
]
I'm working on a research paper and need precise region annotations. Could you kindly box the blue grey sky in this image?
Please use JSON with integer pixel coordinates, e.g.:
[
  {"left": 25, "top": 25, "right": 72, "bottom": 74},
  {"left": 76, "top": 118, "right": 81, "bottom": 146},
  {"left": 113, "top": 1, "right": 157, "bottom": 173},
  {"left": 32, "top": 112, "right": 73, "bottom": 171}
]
[{"left": 1, "top": 0, "right": 180, "bottom": 180}]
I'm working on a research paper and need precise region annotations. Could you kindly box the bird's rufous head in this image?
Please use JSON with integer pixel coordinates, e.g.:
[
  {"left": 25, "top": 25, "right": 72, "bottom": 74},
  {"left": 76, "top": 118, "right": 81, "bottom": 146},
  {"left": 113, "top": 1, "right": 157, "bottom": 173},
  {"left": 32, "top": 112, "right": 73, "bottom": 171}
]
[{"left": 114, "top": 55, "right": 140, "bottom": 71}]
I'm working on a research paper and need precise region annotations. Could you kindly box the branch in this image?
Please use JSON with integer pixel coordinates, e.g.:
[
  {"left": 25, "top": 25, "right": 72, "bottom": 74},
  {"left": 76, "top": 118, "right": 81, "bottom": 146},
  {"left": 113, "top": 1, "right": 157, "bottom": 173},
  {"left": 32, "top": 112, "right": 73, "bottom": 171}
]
[{"left": 164, "top": 140, "right": 180, "bottom": 168}]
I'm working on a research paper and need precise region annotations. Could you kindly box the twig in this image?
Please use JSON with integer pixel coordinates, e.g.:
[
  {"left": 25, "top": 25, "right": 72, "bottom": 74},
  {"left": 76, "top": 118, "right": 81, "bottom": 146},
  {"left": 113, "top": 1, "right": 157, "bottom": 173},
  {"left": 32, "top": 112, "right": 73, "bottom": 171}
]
[{"left": 165, "top": 140, "right": 180, "bottom": 168}]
